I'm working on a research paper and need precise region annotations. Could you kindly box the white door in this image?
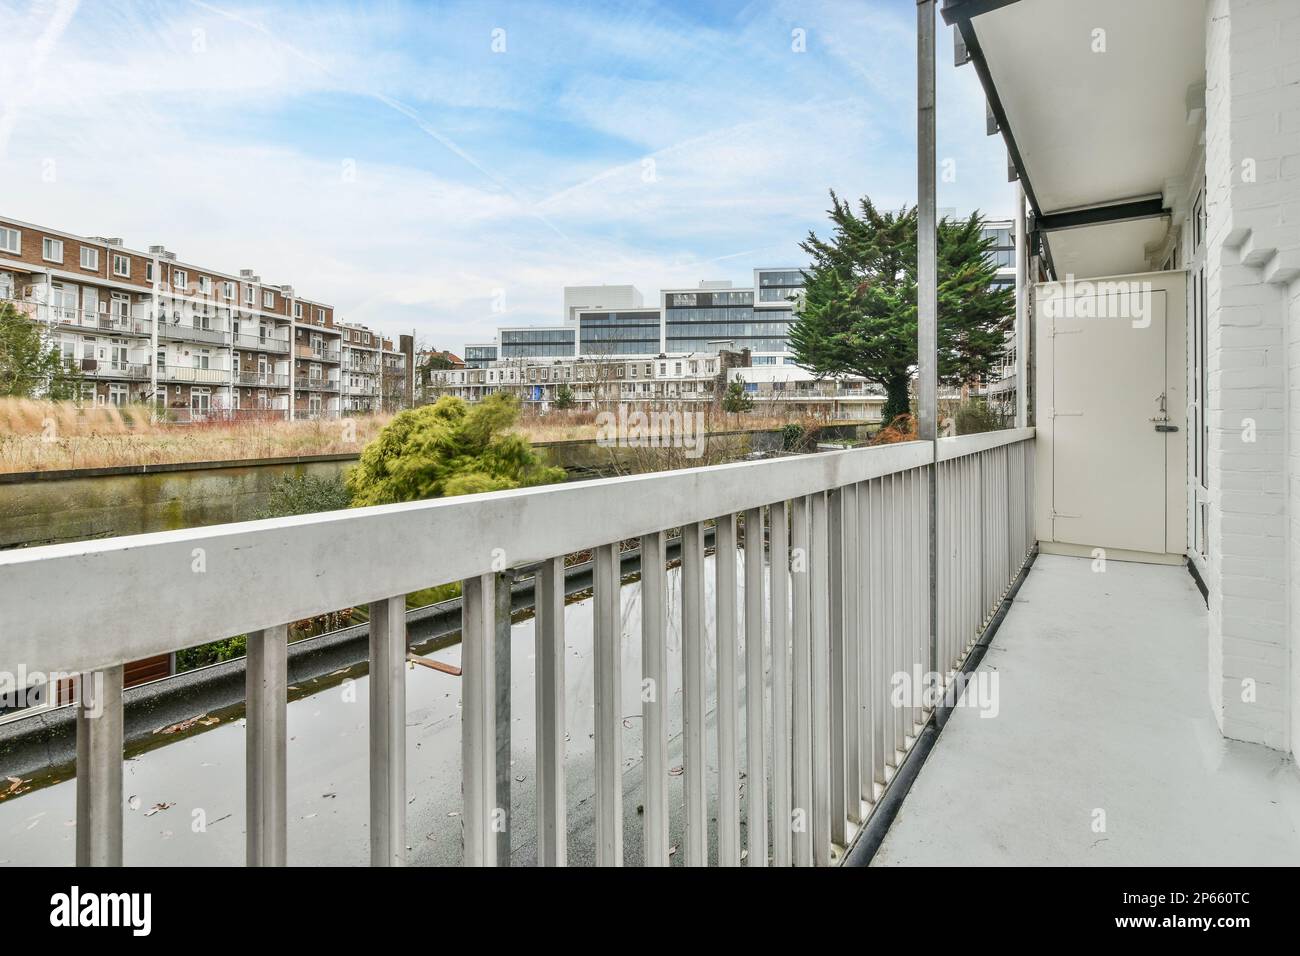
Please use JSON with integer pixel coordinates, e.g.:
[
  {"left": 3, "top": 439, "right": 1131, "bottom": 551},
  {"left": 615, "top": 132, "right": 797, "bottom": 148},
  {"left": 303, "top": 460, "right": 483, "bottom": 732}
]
[{"left": 1039, "top": 276, "right": 1186, "bottom": 556}]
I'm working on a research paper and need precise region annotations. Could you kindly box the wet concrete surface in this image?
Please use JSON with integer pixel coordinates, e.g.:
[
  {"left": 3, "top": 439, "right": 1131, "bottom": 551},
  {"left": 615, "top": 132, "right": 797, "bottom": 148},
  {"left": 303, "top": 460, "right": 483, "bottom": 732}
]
[{"left": 0, "top": 554, "right": 766, "bottom": 865}]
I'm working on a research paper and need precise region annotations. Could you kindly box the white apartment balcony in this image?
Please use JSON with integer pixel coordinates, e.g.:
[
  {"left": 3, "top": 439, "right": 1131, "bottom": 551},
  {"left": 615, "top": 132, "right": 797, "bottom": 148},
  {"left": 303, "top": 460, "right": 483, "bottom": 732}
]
[
  {"left": 302, "top": 376, "right": 340, "bottom": 393},
  {"left": 345, "top": 356, "right": 381, "bottom": 374},
  {"left": 873, "top": 554, "right": 1300, "bottom": 866},
  {"left": 76, "top": 359, "right": 151, "bottom": 380},
  {"left": 0, "top": 430, "right": 1037, "bottom": 866},
  {"left": 296, "top": 344, "right": 341, "bottom": 363},
  {"left": 236, "top": 370, "right": 290, "bottom": 388},
  {"left": 344, "top": 381, "right": 378, "bottom": 396},
  {"left": 20, "top": 302, "right": 153, "bottom": 338},
  {"left": 233, "top": 332, "right": 291, "bottom": 354},
  {"left": 157, "top": 319, "right": 229, "bottom": 346},
  {"left": 157, "top": 365, "right": 229, "bottom": 385}
]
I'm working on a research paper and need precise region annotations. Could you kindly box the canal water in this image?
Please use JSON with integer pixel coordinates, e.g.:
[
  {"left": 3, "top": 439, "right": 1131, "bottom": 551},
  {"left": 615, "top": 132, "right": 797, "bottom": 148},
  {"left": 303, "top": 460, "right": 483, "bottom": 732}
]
[{"left": 0, "top": 553, "right": 768, "bottom": 865}]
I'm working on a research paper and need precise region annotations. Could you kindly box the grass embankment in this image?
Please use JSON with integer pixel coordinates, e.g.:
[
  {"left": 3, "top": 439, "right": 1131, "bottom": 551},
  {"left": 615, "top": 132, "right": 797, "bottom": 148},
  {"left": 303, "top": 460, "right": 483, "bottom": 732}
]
[
  {"left": 0, "top": 399, "right": 852, "bottom": 474},
  {"left": 0, "top": 399, "right": 390, "bottom": 473}
]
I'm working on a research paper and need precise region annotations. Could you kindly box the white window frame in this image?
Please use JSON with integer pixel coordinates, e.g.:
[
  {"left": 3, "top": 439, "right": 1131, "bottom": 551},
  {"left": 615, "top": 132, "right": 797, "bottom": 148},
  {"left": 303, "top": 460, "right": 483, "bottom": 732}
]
[
  {"left": 223, "top": 281, "right": 234, "bottom": 300},
  {"left": 294, "top": 301, "right": 303, "bottom": 318},
  {"left": 0, "top": 227, "right": 19, "bottom": 254},
  {"left": 112, "top": 254, "right": 130, "bottom": 278},
  {"left": 43, "top": 237, "right": 64, "bottom": 263},
  {"left": 245, "top": 285, "right": 255, "bottom": 305},
  {"left": 173, "top": 269, "right": 187, "bottom": 291},
  {"left": 263, "top": 290, "right": 275, "bottom": 308},
  {"left": 199, "top": 276, "right": 212, "bottom": 295},
  {"left": 80, "top": 247, "right": 99, "bottom": 271}
]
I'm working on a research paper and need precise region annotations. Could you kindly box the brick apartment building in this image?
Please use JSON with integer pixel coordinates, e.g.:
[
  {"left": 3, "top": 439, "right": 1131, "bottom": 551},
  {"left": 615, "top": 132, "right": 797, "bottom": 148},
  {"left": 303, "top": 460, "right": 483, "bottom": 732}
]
[{"left": 0, "top": 215, "right": 409, "bottom": 418}]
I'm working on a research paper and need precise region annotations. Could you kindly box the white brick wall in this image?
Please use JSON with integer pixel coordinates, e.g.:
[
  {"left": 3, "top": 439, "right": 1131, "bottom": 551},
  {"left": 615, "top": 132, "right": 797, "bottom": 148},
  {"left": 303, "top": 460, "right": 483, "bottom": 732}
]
[{"left": 1204, "top": 0, "right": 1300, "bottom": 755}]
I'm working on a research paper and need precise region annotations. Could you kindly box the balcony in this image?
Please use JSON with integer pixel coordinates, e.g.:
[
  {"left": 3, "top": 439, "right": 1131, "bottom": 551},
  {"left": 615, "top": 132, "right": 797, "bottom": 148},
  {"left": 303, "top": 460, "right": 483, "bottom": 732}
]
[
  {"left": 77, "top": 360, "right": 151, "bottom": 380},
  {"left": 344, "top": 382, "right": 377, "bottom": 396},
  {"left": 345, "top": 356, "right": 380, "bottom": 374},
  {"left": 157, "top": 320, "right": 228, "bottom": 346},
  {"left": 871, "top": 552, "right": 1300, "bottom": 866},
  {"left": 26, "top": 304, "right": 152, "bottom": 337},
  {"left": 233, "top": 332, "right": 291, "bottom": 354},
  {"left": 0, "top": 429, "right": 1045, "bottom": 866},
  {"left": 158, "top": 365, "right": 229, "bottom": 384},
  {"left": 236, "top": 370, "right": 290, "bottom": 388},
  {"left": 296, "top": 344, "right": 341, "bottom": 363}
]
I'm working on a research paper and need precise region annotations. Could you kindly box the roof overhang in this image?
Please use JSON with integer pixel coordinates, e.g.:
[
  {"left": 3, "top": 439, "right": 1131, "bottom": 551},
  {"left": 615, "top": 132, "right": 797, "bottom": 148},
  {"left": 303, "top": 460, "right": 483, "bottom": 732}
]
[{"left": 943, "top": 0, "right": 1206, "bottom": 278}]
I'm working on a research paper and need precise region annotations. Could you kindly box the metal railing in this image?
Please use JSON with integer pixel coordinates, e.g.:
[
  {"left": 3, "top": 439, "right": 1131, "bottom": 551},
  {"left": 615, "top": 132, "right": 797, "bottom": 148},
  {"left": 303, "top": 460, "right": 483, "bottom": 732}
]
[
  {"left": 236, "top": 371, "right": 289, "bottom": 388},
  {"left": 0, "top": 428, "right": 1034, "bottom": 866},
  {"left": 7, "top": 301, "right": 153, "bottom": 337},
  {"left": 233, "top": 333, "right": 291, "bottom": 353},
  {"left": 158, "top": 366, "right": 229, "bottom": 384},
  {"left": 157, "top": 322, "right": 228, "bottom": 346},
  {"left": 296, "top": 345, "right": 341, "bottom": 363},
  {"left": 79, "top": 361, "right": 150, "bottom": 380}
]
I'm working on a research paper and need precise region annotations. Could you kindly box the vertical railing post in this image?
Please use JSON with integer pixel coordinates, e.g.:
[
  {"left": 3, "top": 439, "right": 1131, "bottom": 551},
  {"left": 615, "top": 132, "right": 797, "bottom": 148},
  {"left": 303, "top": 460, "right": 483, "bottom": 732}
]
[
  {"left": 369, "top": 595, "right": 407, "bottom": 866},
  {"left": 769, "top": 501, "right": 792, "bottom": 867},
  {"left": 461, "top": 573, "right": 497, "bottom": 866},
  {"left": 827, "top": 487, "right": 848, "bottom": 846},
  {"left": 494, "top": 570, "right": 512, "bottom": 865},
  {"left": 715, "top": 514, "right": 741, "bottom": 866},
  {"left": 640, "top": 534, "right": 668, "bottom": 867},
  {"left": 75, "top": 665, "right": 123, "bottom": 867},
  {"left": 743, "top": 507, "right": 768, "bottom": 866},
  {"left": 810, "top": 491, "right": 832, "bottom": 865},
  {"left": 246, "top": 625, "right": 288, "bottom": 867},
  {"left": 843, "top": 484, "right": 862, "bottom": 824},
  {"left": 536, "top": 557, "right": 567, "bottom": 866},
  {"left": 681, "top": 522, "right": 708, "bottom": 866},
  {"left": 593, "top": 543, "right": 623, "bottom": 867},
  {"left": 790, "top": 497, "right": 813, "bottom": 867}
]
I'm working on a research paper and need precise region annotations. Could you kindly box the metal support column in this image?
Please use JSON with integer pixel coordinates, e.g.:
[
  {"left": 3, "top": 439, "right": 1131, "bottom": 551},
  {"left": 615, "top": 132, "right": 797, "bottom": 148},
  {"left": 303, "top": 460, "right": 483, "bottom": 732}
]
[
  {"left": 917, "top": 0, "right": 940, "bottom": 714},
  {"left": 1014, "top": 180, "right": 1029, "bottom": 428}
]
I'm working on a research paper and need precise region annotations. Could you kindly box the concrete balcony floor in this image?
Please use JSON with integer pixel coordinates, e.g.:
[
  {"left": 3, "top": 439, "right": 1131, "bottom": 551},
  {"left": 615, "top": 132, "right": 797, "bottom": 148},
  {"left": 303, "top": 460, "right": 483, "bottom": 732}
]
[{"left": 874, "top": 554, "right": 1300, "bottom": 866}]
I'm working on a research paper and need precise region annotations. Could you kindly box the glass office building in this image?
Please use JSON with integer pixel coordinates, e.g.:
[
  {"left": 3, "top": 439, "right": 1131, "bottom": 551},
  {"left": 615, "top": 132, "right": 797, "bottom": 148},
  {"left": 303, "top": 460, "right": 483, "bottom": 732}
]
[
  {"left": 664, "top": 289, "right": 792, "bottom": 354},
  {"left": 756, "top": 269, "right": 804, "bottom": 304},
  {"left": 577, "top": 309, "right": 661, "bottom": 356},
  {"left": 464, "top": 344, "right": 498, "bottom": 369},
  {"left": 500, "top": 326, "right": 576, "bottom": 359},
  {"left": 981, "top": 221, "right": 1016, "bottom": 290}
]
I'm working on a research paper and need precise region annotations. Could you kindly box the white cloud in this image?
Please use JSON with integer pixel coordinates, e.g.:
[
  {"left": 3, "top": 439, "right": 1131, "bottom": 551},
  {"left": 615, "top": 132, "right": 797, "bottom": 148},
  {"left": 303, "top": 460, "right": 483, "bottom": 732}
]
[{"left": 0, "top": 0, "right": 1012, "bottom": 354}]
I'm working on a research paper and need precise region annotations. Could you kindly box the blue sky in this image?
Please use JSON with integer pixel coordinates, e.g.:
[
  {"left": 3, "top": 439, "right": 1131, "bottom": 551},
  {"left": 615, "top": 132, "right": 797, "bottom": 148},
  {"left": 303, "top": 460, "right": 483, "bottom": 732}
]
[{"left": 0, "top": 0, "right": 1011, "bottom": 353}]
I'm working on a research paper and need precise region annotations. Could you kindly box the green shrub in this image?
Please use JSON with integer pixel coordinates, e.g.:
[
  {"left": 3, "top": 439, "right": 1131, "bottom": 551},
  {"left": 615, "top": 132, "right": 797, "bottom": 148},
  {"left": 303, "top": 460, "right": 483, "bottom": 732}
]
[
  {"left": 953, "top": 399, "right": 1003, "bottom": 435},
  {"left": 346, "top": 393, "right": 564, "bottom": 506}
]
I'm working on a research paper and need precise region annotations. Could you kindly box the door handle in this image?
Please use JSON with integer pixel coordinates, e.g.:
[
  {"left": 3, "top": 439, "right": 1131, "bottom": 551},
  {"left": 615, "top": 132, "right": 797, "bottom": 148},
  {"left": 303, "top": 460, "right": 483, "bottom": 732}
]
[{"left": 1155, "top": 424, "right": 1179, "bottom": 432}]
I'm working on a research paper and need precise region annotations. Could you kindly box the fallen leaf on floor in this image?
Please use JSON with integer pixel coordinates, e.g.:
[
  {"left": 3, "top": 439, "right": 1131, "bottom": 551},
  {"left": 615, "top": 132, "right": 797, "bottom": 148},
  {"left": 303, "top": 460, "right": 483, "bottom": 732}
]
[
  {"left": 156, "top": 715, "right": 208, "bottom": 735},
  {"left": 143, "top": 802, "right": 173, "bottom": 817}
]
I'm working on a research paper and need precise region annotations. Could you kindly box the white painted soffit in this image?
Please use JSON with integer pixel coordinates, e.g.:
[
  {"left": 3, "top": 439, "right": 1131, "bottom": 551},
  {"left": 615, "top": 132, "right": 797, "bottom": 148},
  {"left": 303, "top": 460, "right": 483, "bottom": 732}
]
[
  {"left": 1045, "top": 218, "right": 1171, "bottom": 280},
  {"left": 962, "top": 0, "right": 1206, "bottom": 275}
]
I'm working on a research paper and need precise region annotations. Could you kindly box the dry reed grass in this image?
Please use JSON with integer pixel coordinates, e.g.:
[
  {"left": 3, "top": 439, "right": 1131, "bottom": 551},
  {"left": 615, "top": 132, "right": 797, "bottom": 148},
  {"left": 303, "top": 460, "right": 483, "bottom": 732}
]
[
  {"left": 0, "top": 398, "right": 392, "bottom": 473},
  {"left": 0, "top": 398, "right": 854, "bottom": 474}
]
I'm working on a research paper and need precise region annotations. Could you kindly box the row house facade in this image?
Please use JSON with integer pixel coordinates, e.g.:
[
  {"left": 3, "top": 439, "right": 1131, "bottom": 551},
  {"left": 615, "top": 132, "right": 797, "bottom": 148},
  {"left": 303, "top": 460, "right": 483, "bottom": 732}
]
[
  {"left": 428, "top": 353, "right": 730, "bottom": 408},
  {"left": 337, "top": 322, "right": 410, "bottom": 414},
  {"left": 0, "top": 215, "right": 406, "bottom": 419}
]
